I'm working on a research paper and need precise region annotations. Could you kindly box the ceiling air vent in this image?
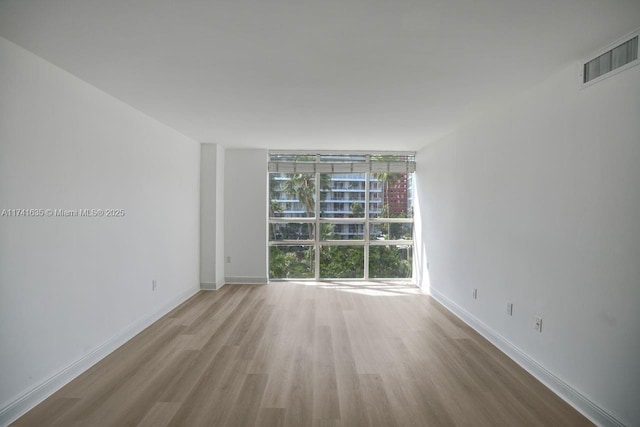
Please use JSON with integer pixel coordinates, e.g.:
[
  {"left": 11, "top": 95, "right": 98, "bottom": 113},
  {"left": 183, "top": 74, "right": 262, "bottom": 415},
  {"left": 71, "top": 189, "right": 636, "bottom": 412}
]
[{"left": 581, "top": 29, "right": 639, "bottom": 87}]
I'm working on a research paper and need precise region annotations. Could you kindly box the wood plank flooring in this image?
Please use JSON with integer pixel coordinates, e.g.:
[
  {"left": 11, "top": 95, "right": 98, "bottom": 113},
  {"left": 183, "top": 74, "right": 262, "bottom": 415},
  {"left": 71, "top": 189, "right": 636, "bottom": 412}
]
[{"left": 12, "top": 282, "right": 593, "bottom": 426}]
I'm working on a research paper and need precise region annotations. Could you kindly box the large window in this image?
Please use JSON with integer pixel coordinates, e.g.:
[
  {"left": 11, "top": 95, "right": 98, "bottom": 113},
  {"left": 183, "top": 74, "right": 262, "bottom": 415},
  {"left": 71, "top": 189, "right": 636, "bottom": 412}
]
[{"left": 268, "top": 152, "right": 415, "bottom": 280}]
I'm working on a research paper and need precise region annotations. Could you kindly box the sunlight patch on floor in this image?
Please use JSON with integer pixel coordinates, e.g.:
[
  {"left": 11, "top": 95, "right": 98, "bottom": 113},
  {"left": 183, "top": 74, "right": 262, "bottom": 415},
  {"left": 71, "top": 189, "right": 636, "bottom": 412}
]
[{"left": 279, "top": 280, "right": 425, "bottom": 297}]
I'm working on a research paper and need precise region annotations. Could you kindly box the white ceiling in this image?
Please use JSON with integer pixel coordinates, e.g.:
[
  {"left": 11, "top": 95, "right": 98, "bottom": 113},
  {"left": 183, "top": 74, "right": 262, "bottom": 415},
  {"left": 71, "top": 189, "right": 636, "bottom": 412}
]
[{"left": 1, "top": 1, "right": 639, "bottom": 151}]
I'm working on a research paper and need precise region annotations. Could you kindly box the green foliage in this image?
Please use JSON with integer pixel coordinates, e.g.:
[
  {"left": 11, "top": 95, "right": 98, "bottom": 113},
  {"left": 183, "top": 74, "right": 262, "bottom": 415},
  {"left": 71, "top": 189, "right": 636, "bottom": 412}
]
[
  {"left": 320, "top": 246, "right": 364, "bottom": 278},
  {"left": 389, "top": 222, "right": 412, "bottom": 240},
  {"left": 269, "top": 200, "right": 283, "bottom": 219},
  {"left": 320, "top": 223, "right": 336, "bottom": 240},
  {"left": 319, "top": 174, "right": 332, "bottom": 201},
  {"left": 350, "top": 201, "right": 363, "bottom": 217},
  {"left": 269, "top": 246, "right": 315, "bottom": 279},
  {"left": 369, "top": 246, "right": 412, "bottom": 278},
  {"left": 373, "top": 171, "right": 402, "bottom": 219},
  {"left": 282, "top": 173, "right": 315, "bottom": 217},
  {"left": 269, "top": 174, "right": 284, "bottom": 217},
  {"left": 270, "top": 243, "right": 412, "bottom": 280},
  {"left": 269, "top": 172, "right": 331, "bottom": 219}
]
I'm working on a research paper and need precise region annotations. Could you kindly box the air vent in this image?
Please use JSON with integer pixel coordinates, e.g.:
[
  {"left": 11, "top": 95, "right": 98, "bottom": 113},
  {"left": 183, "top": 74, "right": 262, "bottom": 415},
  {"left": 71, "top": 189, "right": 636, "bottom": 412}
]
[{"left": 581, "top": 30, "right": 639, "bottom": 86}]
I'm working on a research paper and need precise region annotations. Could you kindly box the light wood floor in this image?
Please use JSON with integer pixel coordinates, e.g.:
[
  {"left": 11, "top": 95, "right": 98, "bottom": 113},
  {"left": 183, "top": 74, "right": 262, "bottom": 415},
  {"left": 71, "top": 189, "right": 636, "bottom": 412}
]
[{"left": 12, "top": 282, "right": 593, "bottom": 427}]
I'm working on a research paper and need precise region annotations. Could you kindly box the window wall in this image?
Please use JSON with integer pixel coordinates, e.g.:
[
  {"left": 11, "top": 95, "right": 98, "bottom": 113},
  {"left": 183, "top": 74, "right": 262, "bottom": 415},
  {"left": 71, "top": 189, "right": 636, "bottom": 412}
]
[{"left": 268, "top": 152, "right": 414, "bottom": 280}]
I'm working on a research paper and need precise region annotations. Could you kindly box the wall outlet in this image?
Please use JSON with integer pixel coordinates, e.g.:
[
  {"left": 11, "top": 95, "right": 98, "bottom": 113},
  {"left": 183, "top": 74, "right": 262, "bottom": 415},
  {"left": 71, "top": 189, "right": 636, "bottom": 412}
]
[
  {"left": 534, "top": 315, "right": 542, "bottom": 332},
  {"left": 226, "top": 256, "right": 231, "bottom": 263},
  {"left": 152, "top": 279, "right": 157, "bottom": 291},
  {"left": 472, "top": 288, "right": 478, "bottom": 299},
  {"left": 507, "top": 302, "right": 513, "bottom": 316}
]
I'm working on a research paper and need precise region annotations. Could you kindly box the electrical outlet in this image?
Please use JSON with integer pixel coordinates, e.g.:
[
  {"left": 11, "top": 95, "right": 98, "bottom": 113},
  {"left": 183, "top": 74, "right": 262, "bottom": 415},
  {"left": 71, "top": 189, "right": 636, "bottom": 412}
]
[
  {"left": 507, "top": 302, "right": 513, "bottom": 316},
  {"left": 472, "top": 288, "right": 478, "bottom": 299},
  {"left": 226, "top": 256, "right": 231, "bottom": 263},
  {"left": 152, "top": 279, "right": 157, "bottom": 291},
  {"left": 534, "top": 315, "right": 542, "bottom": 332}
]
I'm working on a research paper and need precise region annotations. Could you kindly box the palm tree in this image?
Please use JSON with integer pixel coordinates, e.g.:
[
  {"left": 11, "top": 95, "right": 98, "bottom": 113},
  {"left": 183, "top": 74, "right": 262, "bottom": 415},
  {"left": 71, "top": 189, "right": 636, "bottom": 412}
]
[
  {"left": 282, "top": 173, "right": 317, "bottom": 241},
  {"left": 350, "top": 201, "right": 363, "bottom": 218},
  {"left": 282, "top": 173, "right": 315, "bottom": 217},
  {"left": 373, "top": 172, "right": 401, "bottom": 217},
  {"left": 282, "top": 173, "right": 333, "bottom": 216},
  {"left": 320, "top": 223, "right": 336, "bottom": 240},
  {"left": 269, "top": 175, "right": 284, "bottom": 217}
]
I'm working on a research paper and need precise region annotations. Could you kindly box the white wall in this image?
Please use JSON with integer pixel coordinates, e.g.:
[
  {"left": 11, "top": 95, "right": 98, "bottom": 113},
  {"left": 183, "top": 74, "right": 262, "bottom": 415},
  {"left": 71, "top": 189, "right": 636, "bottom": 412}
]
[
  {"left": 224, "top": 149, "right": 268, "bottom": 284},
  {"left": 215, "top": 145, "right": 226, "bottom": 285},
  {"left": 415, "top": 62, "right": 640, "bottom": 426},
  {"left": 200, "top": 143, "right": 225, "bottom": 289},
  {"left": 200, "top": 143, "right": 217, "bottom": 288},
  {"left": 0, "top": 37, "right": 201, "bottom": 422}
]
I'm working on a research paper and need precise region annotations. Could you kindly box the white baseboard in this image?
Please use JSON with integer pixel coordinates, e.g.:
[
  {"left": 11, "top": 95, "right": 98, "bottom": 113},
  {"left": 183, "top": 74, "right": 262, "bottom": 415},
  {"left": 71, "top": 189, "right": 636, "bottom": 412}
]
[
  {"left": 0, "top": 287, "right": 199, "bottom": 427},
  {"left": 224, "top": 276, "right": 268, "bottom": 285},
  {"left": 200, "top": 281, "right": 225, "bottom": 290},
  {"left": 428, "top": 286, "right": 625, "bottom": 427}
]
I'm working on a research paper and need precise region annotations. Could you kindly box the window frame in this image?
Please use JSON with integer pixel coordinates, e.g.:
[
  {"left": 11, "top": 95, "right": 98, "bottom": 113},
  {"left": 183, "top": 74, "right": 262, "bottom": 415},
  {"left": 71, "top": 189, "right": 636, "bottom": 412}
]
[{"left": 268, "top": 152, "right": 415, "bottom": 281}]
